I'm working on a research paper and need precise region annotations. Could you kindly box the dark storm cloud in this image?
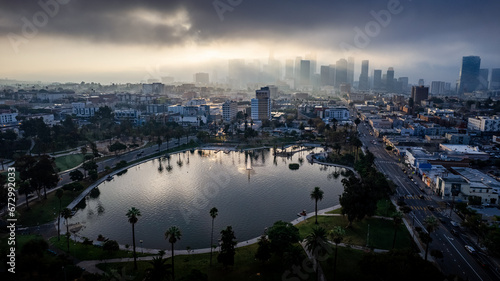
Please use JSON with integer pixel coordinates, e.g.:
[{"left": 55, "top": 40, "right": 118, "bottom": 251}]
[{"left": 1, "top": 0, "right": 499, "bottom": 53}]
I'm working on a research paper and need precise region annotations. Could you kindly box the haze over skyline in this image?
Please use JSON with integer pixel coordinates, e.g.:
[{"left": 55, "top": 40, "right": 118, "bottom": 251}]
[{"left": 1, "top": 0, "right": 499, "bottom": 85}]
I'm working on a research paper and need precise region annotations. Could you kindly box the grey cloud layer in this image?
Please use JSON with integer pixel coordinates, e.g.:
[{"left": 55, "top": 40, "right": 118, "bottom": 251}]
[{"left": 1, "top": 0, "right": 499, "bottom": 54}]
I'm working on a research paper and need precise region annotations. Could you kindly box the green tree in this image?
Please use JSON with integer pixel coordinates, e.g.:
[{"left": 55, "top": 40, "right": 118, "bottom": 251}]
[
  {"left": 329, "top": 226, "right": 346, "bottom": 281},
  {"left": 310, "top": 187, "right": 324, "bottom": 224},
  {"left": 391, "top": 211, "right": 403, "bottom": 249},
  {"left": 61, "top": 207, "right": 72, "bottom": 252},
  {"left": 56, "top": 189, "right": 64, "bottom": 241},
  {"left": 267, "top": 220, "right": 300, "bottom": 255},
  {"left": 30, "top": 155, "right": 59, "bottom": 200},
  {"left": 339, "top": 175, "right": 377, "bottom": 227},
  {"left": 423, "top": 216, "right": 438, "bottom": 260},
  {"left": 82, "top": 160, "right": 98, "bottom": 178},
  {"left": 305, "top": 227, "right": 330, "bottom": 281},
  {"left": 165, "top": 226, "right": 182, "bottom": 280},
  {"left": 218, "top": 226, "right": 237, "bottom": 268},
  {"left": 126, "top": 207, "right": 142, "bottom": 270},
  {"left": 255, "top": 235, "right": 272, "bottom": 263},
  {"left": 354, "top": 118, "right": 361, "bottom": 131},
  {"left": 145, "top": 257, "right": 172, "bottom": 281},
  {"left": 103, "top": 239, "right": 120, "bottom": 253},
  {"left": 69, "top": 169, "right": 84, "bottom": 181},
  {"left": 109, "top": 141, "right": 127, "bottom": 154},
  {"left": 209, "top": 207, "right": 218, "bottom": 266}
]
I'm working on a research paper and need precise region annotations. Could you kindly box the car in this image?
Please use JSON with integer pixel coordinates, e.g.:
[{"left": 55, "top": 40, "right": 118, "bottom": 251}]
[
  {"left": 450, "top": 229, "right": 459, "bottom": 236},
  {"left": 465, "top": 245, "right": 476, "bottom": 254},
  {"left": 450, "top": 221, "right": 459, "bottom": 227},
  {"left": 427, "top": 205, "right": 435, "bottom": 211}
]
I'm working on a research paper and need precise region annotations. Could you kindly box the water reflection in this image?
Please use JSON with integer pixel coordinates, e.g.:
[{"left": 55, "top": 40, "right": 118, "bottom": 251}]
[{"left": 72, "top": 147, "right": 345, "bottom": 249}]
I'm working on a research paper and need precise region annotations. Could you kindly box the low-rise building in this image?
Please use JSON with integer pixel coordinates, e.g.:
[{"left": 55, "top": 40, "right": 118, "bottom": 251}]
[{"left": 468, "top": 115, "right": 500, "bottom": 132}]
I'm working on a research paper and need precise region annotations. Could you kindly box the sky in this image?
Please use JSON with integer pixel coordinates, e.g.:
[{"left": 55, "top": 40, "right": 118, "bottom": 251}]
[{"left": 1, "top": 0, "right": 499, "bottom": 85}]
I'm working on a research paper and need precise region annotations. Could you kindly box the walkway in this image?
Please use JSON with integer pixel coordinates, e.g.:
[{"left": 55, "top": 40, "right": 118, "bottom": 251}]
[{"left": 75, "top": 204, "right": 387, "bottom": 276}]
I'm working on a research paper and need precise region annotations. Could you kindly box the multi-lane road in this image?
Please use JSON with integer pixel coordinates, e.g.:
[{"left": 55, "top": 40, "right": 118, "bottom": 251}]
[{"left": 357, "top": 120, "right": 499, "bottom": 281}]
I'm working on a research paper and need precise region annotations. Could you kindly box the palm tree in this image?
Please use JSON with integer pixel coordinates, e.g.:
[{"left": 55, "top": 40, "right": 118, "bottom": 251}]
[
  {"left": 144, "top": 256, "right": 171, "bottom": 281},
  {"left": 209, "top": 207, "right": 218, "bottom": 266},
  {"left": 61, "top": 208, "right": 72, "bottom": 252},
  {"left": 329, "top": 226, "right": 345, "bottom": 281},
  {"left": 391, "top": 211, "right": 403, "bottom": 249},
  {"left": 305, "top": 226, "right": 330, "bottom": 281},
  {"left": 56, "top": 189, "right": 64, "bottom": 241},
  {"left": 165, "top": 226, "right": 182, "bottom": 280},
  {"left": 423, "top": 215, "right": 438, "bottom": 260},
  {"left": 310, "top": 187, "right": 324, "bottom": 224},
  {"left": 126, "top": 207, "right": 142, "bottom": 270}
]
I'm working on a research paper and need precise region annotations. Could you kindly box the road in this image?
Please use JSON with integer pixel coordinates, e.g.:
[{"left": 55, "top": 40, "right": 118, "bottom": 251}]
[{"left": 356, "top": 119, "right": 498, "bottom": 281}]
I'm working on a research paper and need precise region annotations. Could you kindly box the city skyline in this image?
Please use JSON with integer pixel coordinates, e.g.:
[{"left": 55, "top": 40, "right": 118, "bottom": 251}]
[{"left": 1, "top": 0, "right": 500, "bottom": 84}]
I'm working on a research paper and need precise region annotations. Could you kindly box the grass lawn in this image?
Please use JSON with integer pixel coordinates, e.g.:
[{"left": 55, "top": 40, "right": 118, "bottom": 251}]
[
  {"left": 15, "top": 189, "right": 83, "bottom": 226},
  {"left": 97, "top": 244, "right": 315, "bottom": 281},
  {"left": 321, "top": 246, "right": 368, "bottom": 281},
  {"left": 326, "top": 208, "right": 342, "bottom": 214},
  {"left": 0, "top": 234, "right": 45, "bottom": 254},
  {"left": 48, "top": 236, "right": 155, "bottom": 261},
  {"left": 296, "top": 215, "right": 412, "bottom": 250},
  {"left": 55, "top": 153, "right": 87, "bottom": 171}
]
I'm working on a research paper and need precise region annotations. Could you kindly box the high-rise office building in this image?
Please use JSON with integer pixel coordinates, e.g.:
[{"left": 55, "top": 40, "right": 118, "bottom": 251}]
[
  {"left": 222, "top": 100, "right": 238, "bottom": 121},
  {"left": 300, "top": 60, "right": 311, "bottom": 86},
  {"left": 251, "top": 87, "right": 271, "bottom": 121},
  {"left": 398, "top": 77, "right": 409, "bottom": 93},
  {"left": 386, "top": 67, "right": 395, "bottom": 92},
  {"left": 194, "top": 72, "right": 209, "bottom": 84},
  {"left": 320, "top": 65, "right": 331, "bottom": 86},
  {"left": 294, "top": 56, "right": 302, "bottom": 85},
  {"left": 458, "top": 56, "right": 481, "bottom": 94},
  {"left": 479, "top": 68, "right": 489, "bottom": 90},
  {"left": 418, "top": 79, "right": 425, "bottom": 87},
  {"left": 431, "top": 81, "right": 445, "bottom": 95},
  {"left": 411, "top": 86, "right": 429, "bottom": 106},
  {"left": 491, "top": 68, "right": 500, "bottom": 90},
  {"left": 358, "top": 60, "right": 369, "bottom": 90},
  {"left": 285, "top": 59, "right": 294, "bottom": 79},
  {"left": 347, "top": 57, "right": 355, "bottom": 86},
  {"left": 335, "top": 59, "right": 348, "bottom": 88},
  {"left": 373, "top": 69, "right": 382, "bottom": 90},
  {"left": 329, "top": 64, "right": 336, "bottom": 87},
  {"left": 305, "top": 52, "right": 317, "bottom": 77}
]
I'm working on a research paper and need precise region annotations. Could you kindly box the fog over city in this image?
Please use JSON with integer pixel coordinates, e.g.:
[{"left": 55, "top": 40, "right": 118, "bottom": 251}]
[{"left": 1, "top": 0, "right": 499, "bottom": 84}]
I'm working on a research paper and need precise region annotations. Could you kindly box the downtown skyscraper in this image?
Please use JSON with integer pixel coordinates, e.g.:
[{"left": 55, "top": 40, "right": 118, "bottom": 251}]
[
  {"left": 358, "top": 60, "right": 369, "bottom": 91},
  {"left": 457, "top": 56, "right": 481, "bottom": 95}
]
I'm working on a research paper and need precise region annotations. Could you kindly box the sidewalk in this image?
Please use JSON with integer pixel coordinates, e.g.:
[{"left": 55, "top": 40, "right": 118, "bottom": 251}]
[{"left": 75, "top": 205, "right": 396, "bottom": 275}]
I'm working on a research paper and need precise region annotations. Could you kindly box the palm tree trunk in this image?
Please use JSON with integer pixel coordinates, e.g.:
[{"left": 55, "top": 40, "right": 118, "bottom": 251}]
[
  {"left": 392, "top": 228, "right": 398, "bottom": 249},
  {"left": 315, "top": 200, "right": 318, "bottom": 224},
  {"left": 25, "top": 194, "right": 30, "bottom": 209},
  {"left": 334, "top": 245, "right": 338, "bottom": 281},
  {"left": 58, "top": 200, "right": 61, "bottom": 241},
  {"left": 66, "top": 221, "right": 70, "bottom": 252},
  {"left": 425, "top": 242, "right": 429, "bottom": 261},
  {"left": 210, "top": 218, "right": 214, "bottom": 266},
  {"left": 132, "top": 223, "right": 137, "bottom": 270},
  {"left": 171, "top": 242, "right": 175, "bottom": 280}
]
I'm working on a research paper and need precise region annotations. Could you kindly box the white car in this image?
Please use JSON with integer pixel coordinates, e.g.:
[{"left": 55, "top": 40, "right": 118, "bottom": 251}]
[{"left": 465, "top": 245, "right": 476, "bottom": 254}]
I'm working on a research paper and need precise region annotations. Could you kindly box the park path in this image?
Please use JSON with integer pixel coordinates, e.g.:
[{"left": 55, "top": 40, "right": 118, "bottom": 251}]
[{"left": 76, "top": 205, "right": 386, "bottom": 277}]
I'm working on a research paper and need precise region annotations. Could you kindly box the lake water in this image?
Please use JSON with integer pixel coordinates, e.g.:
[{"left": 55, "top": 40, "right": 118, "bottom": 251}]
[{"left": 71, "top": 147, "right": 346, "bottom": 250}]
